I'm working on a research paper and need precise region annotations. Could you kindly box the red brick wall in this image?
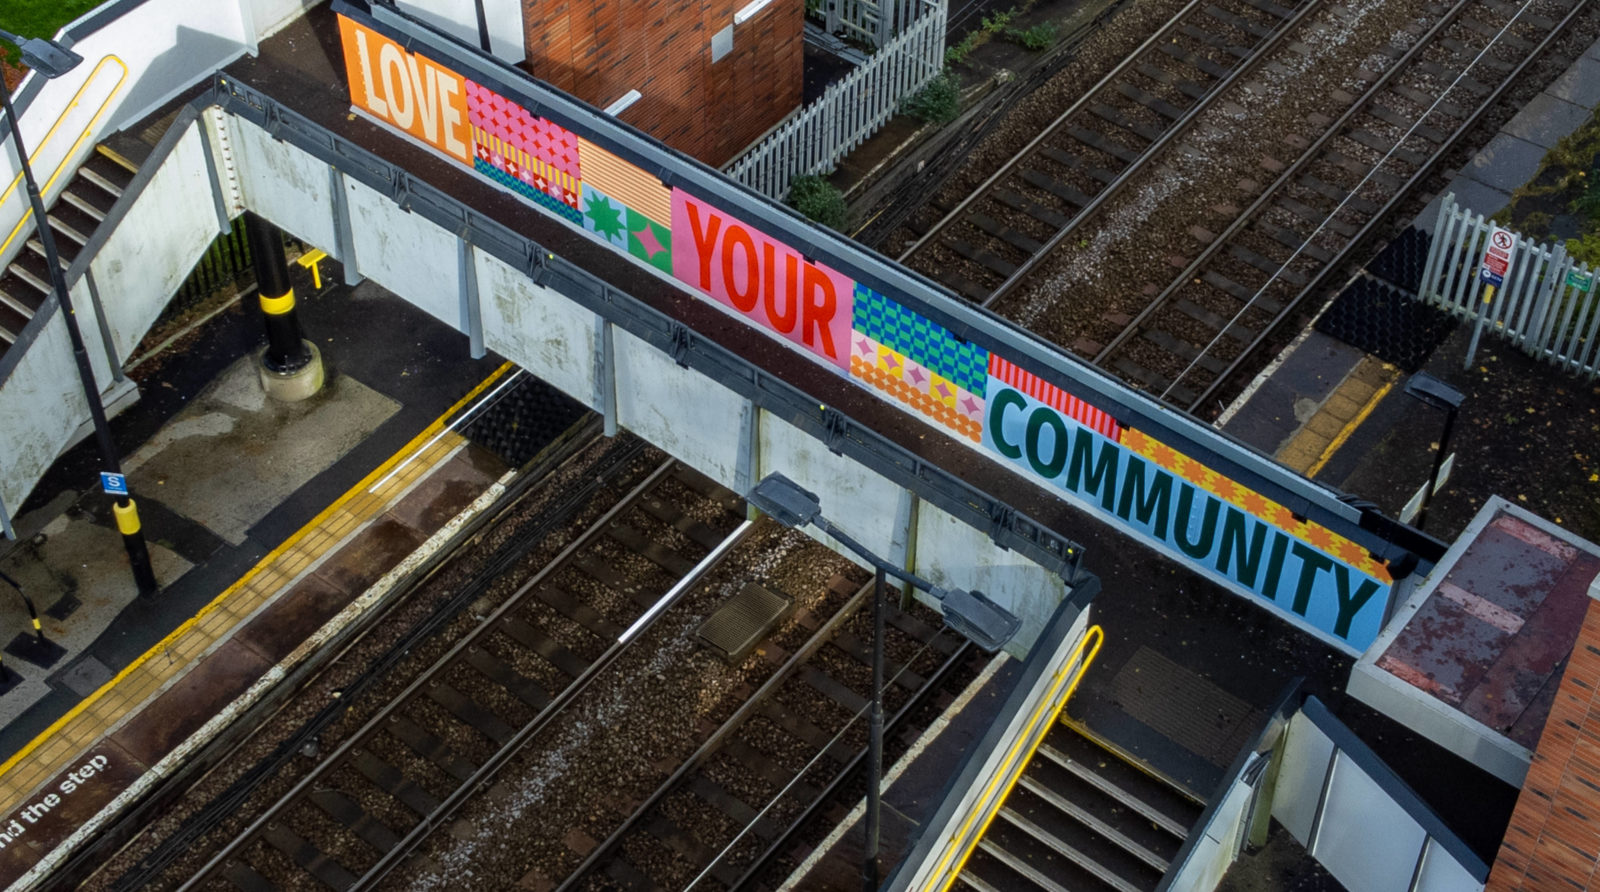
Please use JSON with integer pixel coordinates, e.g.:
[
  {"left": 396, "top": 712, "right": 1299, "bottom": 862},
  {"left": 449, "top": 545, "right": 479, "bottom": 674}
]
[{"left": 521, "top": 0, "right": 802, "bottom": 166}]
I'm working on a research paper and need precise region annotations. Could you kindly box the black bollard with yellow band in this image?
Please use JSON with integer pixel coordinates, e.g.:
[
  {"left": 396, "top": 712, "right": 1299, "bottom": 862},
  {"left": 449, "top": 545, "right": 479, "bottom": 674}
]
[
  {"left": 246, "top": 213, "right": 325, "bottom": 400},
  {"left": 112, "top": 499, "right": 158, "bottom": 597}
]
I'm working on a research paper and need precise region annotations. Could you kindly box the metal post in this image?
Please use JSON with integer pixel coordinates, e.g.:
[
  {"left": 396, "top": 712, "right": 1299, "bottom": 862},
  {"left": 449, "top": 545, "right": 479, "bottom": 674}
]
[
  {"left": 864, "top": 565, "right": 885, "bottom": 891},
  {"left": 0, "top": 83, "right": 157, "bottom": 596},
  {"left": 0, "top": 570, "right": 43, "bottom": 643},
  {"left": 1465, "top": 283, "right": 1495, "bottom": 370},
  {"left": 245, "top": 213, "right": 311, "bottom": 373},
  {"left": 1414, "top": 404, "right": 1457, "bottom": 531}
]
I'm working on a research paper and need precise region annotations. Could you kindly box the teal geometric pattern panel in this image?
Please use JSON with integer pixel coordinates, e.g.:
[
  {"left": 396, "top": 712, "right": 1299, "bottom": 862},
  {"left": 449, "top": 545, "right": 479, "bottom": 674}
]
[
  {"left": 851, "top": 283, "right": 989, "bottom": 394},
  {"left": 476, "top": 158, "right": 582, "bottom": 225}
]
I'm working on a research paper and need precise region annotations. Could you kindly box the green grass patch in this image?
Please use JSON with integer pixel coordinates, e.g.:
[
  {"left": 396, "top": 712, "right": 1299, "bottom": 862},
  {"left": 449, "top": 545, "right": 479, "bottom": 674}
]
[
  {"left": 0, "top": 0, "right": 106, "bottom": 63},
  {"left": 788, "top": 174, "right": 848, "bottom": 230},
  {"left": 1494, "top": 108, "right": 1600, "bottom": 266}
]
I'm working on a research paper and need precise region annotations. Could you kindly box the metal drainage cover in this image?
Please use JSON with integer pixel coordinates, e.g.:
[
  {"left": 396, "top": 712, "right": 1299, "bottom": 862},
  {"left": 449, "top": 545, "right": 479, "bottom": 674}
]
[{"left": 698, "top": 582, "right": 793, "bottom": 662}]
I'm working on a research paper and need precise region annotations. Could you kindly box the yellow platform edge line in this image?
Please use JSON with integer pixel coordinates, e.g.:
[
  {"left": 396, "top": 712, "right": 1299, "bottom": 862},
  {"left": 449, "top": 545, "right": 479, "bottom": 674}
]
[
  {"left": 0, "top": 361, "right": 514, "bottom": 786},
  {"left": 1307, "top": 376, "right": 1395, "bottom": 479}
]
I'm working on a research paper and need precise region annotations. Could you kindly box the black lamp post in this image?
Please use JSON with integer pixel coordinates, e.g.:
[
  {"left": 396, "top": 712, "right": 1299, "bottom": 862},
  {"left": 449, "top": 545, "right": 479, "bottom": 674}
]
[
  {"left": 1402, "top": 372, "right": 1465, "bottom": 531},
  {"left": 0, "top": 30, "right": 158, "bottom": 595},
  {"left": 749, "top": 472, "right": 1020, "bottom": 890}
]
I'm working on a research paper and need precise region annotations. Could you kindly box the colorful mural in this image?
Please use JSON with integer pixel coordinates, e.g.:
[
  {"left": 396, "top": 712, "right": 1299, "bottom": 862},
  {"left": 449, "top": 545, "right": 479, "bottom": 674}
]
[{"left": 336, "top": 13, "right": 1399, "bottom": 651}]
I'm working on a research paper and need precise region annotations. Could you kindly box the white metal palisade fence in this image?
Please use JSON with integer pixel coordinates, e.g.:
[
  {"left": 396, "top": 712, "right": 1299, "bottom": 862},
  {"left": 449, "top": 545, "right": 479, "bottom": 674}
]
[
  {"left": 824, "top": 0, "right": 931, "bottom": 47},
  {"left": 725, "top": 0, "right": 946, "bottom": 200},
  {"left": 1417, "top": 193, "right": 1600, "bottom": 379}
]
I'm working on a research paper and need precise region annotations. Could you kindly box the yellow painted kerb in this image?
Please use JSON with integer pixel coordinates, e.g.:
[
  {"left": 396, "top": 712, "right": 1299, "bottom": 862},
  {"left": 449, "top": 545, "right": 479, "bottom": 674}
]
[{"left": 0, "top": 361, "right": 514, "bottom": 783}]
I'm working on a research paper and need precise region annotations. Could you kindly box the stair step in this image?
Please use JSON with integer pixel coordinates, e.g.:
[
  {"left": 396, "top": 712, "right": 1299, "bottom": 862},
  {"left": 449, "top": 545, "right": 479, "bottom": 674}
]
[
  {"left": 1038, "top": 726, "right": 1202, "bottom": 840},
  {"left": 1017, "top": 773, "right": 1174, "bottom": 872},
  {"left": 26, "top": 238, "right": 73, "bottom": 270},
  {"left": 95, "top": 143, "right": 140, "bottom": 174},
  {"left": 44, "top": 213, "right": 91, "bottom": 246},
  {"left": 60, "top": 190, "right": 107, "bottom": 222},
  {"left": 7, "top": 264, "right": 52, "bottom": 297},
  {"left": 0, "top": 286, "right": 37, "bottom": 320},
  {"left": 77, "top": 166, "right": 124, "bottom": 199},
  {"left": 993, "top": 806, "right": 1151, "bottom": 892}
]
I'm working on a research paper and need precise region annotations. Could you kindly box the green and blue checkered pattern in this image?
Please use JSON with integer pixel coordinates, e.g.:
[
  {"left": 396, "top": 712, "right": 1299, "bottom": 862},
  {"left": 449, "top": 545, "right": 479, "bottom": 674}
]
[
  {"left": 475, "top": 159, "right": 582, "bottom": 225},
  {"left": 851, "top": 284, "right": 988, "bottom": 393}
]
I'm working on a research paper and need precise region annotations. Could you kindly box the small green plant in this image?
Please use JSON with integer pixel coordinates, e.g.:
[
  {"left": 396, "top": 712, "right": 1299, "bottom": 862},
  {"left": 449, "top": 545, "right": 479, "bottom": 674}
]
[
  {"left": 1008, "top": 23, "right": 1058, "bottom": 51},
  {"left": 943, "top": 7, "right": 1019, "bottom": 66},
  {"left": 1573, "top": 168, "right": 1600, "bottom": 218},
  {"left": 788, "top": 175, "right": 848, "bottom": 230},
  {"left": 903, "top": 68, "right": 961, "bottom": 124}
]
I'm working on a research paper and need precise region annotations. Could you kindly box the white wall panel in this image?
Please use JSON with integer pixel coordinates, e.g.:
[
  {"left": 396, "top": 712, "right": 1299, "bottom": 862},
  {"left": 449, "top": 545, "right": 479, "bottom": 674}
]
[
  {"left": 613, "top": 329, "right": 747, "bottom": 484},
  {"left": 758, "top": 414, "right": 904, "bottom": 563},
  {"left": 913, "top": 502, "right": 1067, "bottom": 655},
  {"left": 231, "top": 118, "right": 337, "bottom": 252},
  {"left": 1415, "top": 838, "right": 1484, "bottom": 892},
  {"left": 395, "top": 0, "right": 526, "bottom": 63},
  {"left": 345, "top": 178, "right": 460, "bottom": 329},
  {"left": 89, "top": 125, "right": 218, "bottom": 362},
  {"left": 0, "top": 317, "right": 90, "bottom": 513},
  {"left": 1273, "top": 712, "right": 1335, "bottom": 844},
  {"left": 476, "top": 251, "right": 597, "bottom": 405},
  {"left": 1314, "top": 754, "right": 1427, "bottom": 892}
]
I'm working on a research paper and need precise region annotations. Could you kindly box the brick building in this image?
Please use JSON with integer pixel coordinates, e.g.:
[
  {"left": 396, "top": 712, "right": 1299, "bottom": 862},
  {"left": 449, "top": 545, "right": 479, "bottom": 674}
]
[{"left": 519, "top": 0, "right": 802, "bottom": 166}]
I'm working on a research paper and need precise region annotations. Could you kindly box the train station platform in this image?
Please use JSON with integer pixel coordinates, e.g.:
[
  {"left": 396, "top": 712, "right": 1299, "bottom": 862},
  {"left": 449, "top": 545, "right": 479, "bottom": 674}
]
[{"left": 0, "top": 263, "right": 521, "bottom": 887}]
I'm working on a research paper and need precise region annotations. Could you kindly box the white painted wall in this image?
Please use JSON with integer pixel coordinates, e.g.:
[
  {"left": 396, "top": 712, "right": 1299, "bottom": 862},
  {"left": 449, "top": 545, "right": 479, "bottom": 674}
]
[
  {"left": 344, "top": 177, "right": 460, "bottom": 328},
  {"left": 613, "top": 328, "right": 748, "bottom": 484},
  {"left": 229, "top": 115, "right": 337, "bottom": 252},
  {"left": 758, "top": 415, "right": 906, "bottom": 563},
  {"left": 475, "top": 250, "right": 597, "bottom": 405},
  {"left": 0, "top": 316, "right": 92, "bottom": 514},
  {"left": 394, "top": 0, "right": 526, "bottom": 64},
  {"left": 89, "top": 123, "right": 219, "bottom": 362}
]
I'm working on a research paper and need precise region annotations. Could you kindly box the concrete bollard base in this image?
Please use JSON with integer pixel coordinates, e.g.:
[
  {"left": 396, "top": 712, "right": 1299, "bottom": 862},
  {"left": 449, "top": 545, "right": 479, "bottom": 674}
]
[{"left": 258, "top": 341, "right": 325, "bottom": 402}]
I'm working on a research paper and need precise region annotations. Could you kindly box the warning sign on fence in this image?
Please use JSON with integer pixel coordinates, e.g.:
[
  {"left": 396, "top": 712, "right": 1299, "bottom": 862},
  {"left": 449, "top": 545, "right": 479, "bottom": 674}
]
[{"left": 1480, "top": 226, "right": 1516, "bottom": 286}]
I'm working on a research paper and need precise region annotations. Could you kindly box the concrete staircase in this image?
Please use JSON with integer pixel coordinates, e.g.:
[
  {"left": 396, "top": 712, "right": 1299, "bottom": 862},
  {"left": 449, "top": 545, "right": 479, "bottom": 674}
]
[
  {"left": 0, "top": 145, "right": 139, "bottom": 358},
  {"left": 956, "top": 722, "right": 1205, "bottom": 891}
]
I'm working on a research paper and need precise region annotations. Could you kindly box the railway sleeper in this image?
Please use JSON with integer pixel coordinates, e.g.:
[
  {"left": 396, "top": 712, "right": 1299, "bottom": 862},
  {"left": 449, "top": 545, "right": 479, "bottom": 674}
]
[
  {"left": 638, "top": 497, "right": 730, "bottom": 550},
  {"left": 1176, "top": 23, "right": 1252, "bottom": 60},
  {"left": 888, "top": 608, "right": 959, "bottom": 654},
  {"left": 351, "top": 749, "right": 444, "bottom": 816},
  {"left": 1320, "top": 149, "right": 1404, "bottom": 189},
  {"left": 386, "top": 714, "right": 478, "bottom": 782},
  {"left": 1238, "top": 0, "right": 1295, "bottom": 20},
  {"left": 571, "top": 555, "right": 666, "bottom": 609},
  {"left": 1114, "top": 81, "right": 1187, "bottom": 121},
  {"left": 724, "top": 737, "right": 822, "bottom": 804},
  {"left": 533, "top": 582, "right": 625, "bottom": 640},
  {"left": 1439, "top": 34, "right": 1519, "bottom": 66},
  {"left": 687, "top": 774, "right": 786, "bottom": 843},
  {"left": 1229, "top": 243, "right": 1308, "bottom": 285},
  {"left": 425, "top": 681, "right": 518, "bottom": 746},
  {"left": 1201, "top": 4, "right": 1274, "bottom": 39},
  {"left": 667, "top": 468, "right": 742, "bottom": 511},
  {"left": 967, "top": 211, "right": 1044, "bottom": 255},
  {"left": 1086, "top": 103, "right": 1165, "bottom": 144},
  {"left": 1036, "top": 145, "right": 1119, "bottom": 186},
  {"left": 1258, "top": 225, "right": 1332, "bottom": 265},
  {"left": 498, "top": 613, "right": 591, "bottom": 679},
  {"left": 309, "top": 789, "right": 403, "bottom": 856},
  {"left": 1156, "top": 42, "right": 1232, "bottom": 79},
  {"left": 644, "top": 811, "right": 743, "bottom": 887},
  {"left": 1142, "top": 329, "right": 1227, "bottom": 375},
  {"left": 1276, "top": 194, "right": 1356, "bottom": 237},
  {"left": 1064, "top": 124, "right": 1141, "bottom": 166},
  {"left": 1391, "top": 83, "right": 1466, "bottom": 120},
  {"left": 1363, "top": 103, "right": 1448, "bottom": 146},
  {"left": 1134, "top": 63, "right": 1208, "bottom": 100},
  {"left": 1412, "top": 59, "right": 1489, "bottom": 99},
  {"left": 1296, "top": 174, "right": 1379, "bottom": 215},
  {"left": 1344, "top": 128, "right": 1428, "bottom": 167},
  {"left": 759, "top": 700, "right": 854, "bottom": 764},
  {"left": 222, "top": 860, "right": 279, "bottom": 892},
  {"left": 601, "top": 854, "right": 657, "bottom": 890},
  {"left": 992, "top": 188, "right": 1072, "bottom": 229},
  {"left": 1112, "top": 357, "right": 1199, "bottom": 406},
  {"left": 941, "top": 235, "right": 1017, "bottom": 279},
  {"left": 605, "top": 522, "right": 697, "bottom": 576},
  {"left": 829, "top": 630, "right": 929, "bottom": 692},
  {"left": 1204, "top": 269, "right": 1286, "bottom": 311},
  {"left": 261, "top": 823, "right": 359, "bottom": 890},
  {"left": 463, "top": 644, "right": 554, "bottom": 710},
  {"left": 1018, "top": 169, "right": 1093, "bottom": 210},
  {"left": 799, "top": 663, "right": 870, "bottom": 716},
  {"left": 1176, "top": 297, "right": 1258, "bottom": 343}
]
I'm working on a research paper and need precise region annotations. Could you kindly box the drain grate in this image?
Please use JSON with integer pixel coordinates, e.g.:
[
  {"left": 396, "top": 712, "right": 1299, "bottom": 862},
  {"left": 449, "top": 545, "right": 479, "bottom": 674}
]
[
  {"left": 698, "top": 583, "right": 793, "bottom": 663},
  {"left": 1315, "top": 274, "right": 1457, "bottom": 372}
]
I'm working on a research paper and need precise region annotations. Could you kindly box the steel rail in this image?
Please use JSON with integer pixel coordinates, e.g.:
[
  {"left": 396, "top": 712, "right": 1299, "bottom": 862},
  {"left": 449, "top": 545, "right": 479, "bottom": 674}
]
[
  {"left": 978, "top": 0, "right": 1329, "bottom": 309},
  {"left": 896, "top": 0, "right": 1209, "bottom": 263},
  {"left": 553, "top": 576, "right": 879, "bottom": 892},
  {"left": 1186, "top": 0, "right": 1593, "bottom": 411},
  {"left": 177, "top": 458, "right": 724, "bottom": 891},
  {"left": 1092, "top": 0, "right": 1485, "bottom": 374}
]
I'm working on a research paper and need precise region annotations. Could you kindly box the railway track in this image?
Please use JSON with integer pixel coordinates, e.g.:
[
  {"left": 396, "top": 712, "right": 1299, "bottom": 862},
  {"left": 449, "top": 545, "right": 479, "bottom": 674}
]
[
  {"left": 174, "top": 457, "right": 750, "bottom": 891},
  {"left": 897, "top": 0, "right": 1592, "bottom": 415},
  {"left": 556, "top": 579, "right": 975, "bottom": 891}
]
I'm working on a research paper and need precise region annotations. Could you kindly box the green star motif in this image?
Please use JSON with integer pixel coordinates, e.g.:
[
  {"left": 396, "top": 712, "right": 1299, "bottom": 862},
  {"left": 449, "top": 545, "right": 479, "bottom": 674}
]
[{"left": 586, "top": 194, "right": 626, "bottom": 242}]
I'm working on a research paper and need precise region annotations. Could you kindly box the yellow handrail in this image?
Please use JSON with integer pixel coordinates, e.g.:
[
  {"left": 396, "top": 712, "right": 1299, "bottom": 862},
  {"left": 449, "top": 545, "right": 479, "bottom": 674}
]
[
  {"left": 925, "top": 623, "right": 1106, "bottom": 891},
  {"left": 0, "top": 54, "right": 129, "bottom": 260}
]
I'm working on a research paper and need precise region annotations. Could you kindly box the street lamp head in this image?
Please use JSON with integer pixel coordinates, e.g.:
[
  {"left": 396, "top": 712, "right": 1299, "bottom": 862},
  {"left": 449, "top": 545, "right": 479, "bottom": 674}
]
[
  {"left": 1403, "top": 372, "right": 1465, "bottom": 413},
  {"left": 932, "top": 586, "right": 1021, "bottom": 653},
  {"left": 748, "top": 472, "right": 822, "bottom": 529},
  {"left": 0, "top": 31, "right": 82, "bottom": 79}
]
